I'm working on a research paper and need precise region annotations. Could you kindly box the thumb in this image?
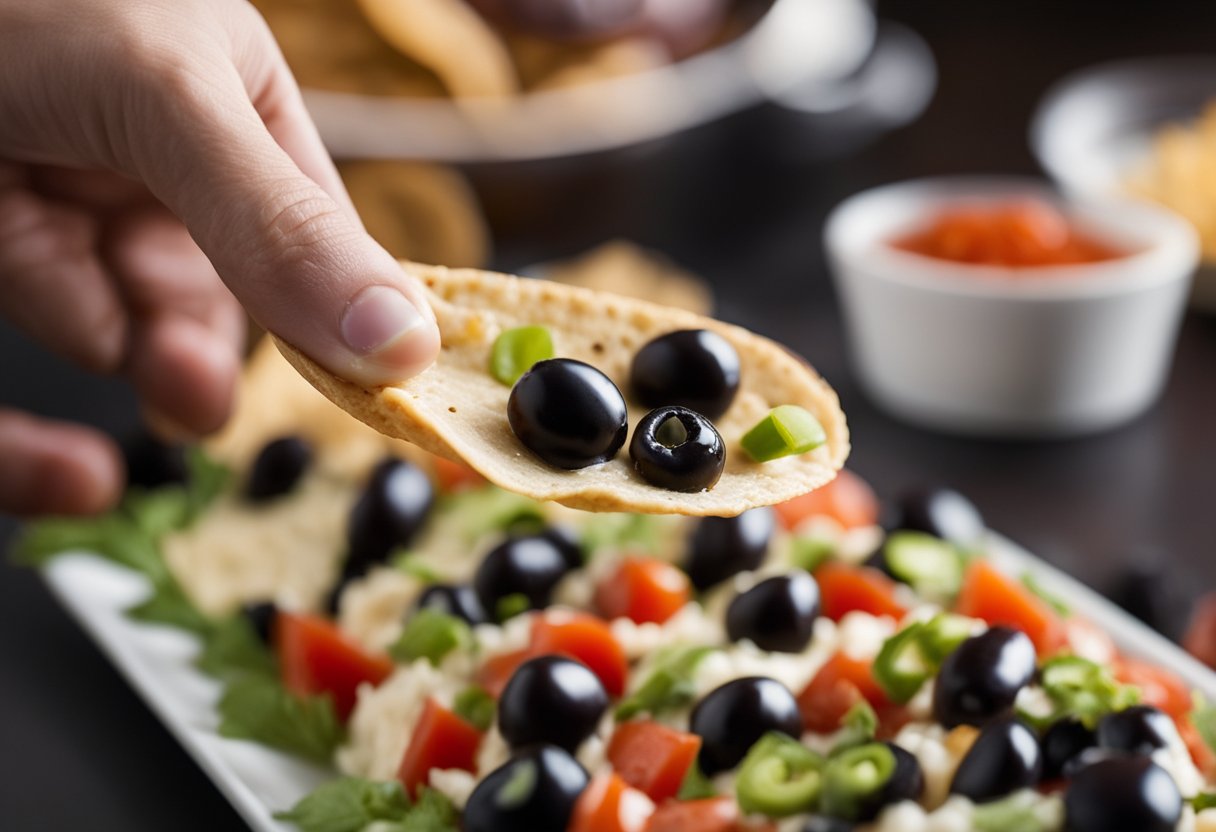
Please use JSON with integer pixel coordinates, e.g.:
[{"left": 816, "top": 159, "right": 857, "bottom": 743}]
[{"left": 126, "top": 52, "right": 440, "bottom": 388}]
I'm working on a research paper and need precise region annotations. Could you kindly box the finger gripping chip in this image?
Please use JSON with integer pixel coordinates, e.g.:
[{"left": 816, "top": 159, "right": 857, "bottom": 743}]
[{"left": 276, "top": 262, "right": 849, "bottom": 515}]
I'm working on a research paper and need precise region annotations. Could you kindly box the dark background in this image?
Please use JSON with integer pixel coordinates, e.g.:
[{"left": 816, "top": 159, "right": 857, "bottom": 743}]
[{"left": 2, "top": 1, "right": 1214, "bottom": 828}]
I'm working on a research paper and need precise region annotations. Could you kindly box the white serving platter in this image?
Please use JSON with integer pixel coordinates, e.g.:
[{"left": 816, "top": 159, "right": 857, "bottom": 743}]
[{"left": 42, "top": 533, "right": 1216, "bottom": 832}]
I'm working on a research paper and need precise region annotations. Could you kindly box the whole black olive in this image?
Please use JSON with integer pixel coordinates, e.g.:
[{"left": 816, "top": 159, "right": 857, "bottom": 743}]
[
  {"left": 498, "top": 656, "right": 609, "bottom": 752},
  {"left": 690, "top": 676, "right": 803, "bottom": 776},
  {"left": 630, "top": 329, "right": 741, "bottom": 420},
  {"left": 1064, "top": 756, "right": 1182, "bottom": 832},
  {"left": 851, "top": 743, "right": 925, "bottom": 822},
  {"left": 932, "top": 627, "right": 1036, "bottom": 728},
  {"left": 950, "top": 717, "right": 1043, "bottom": 803},
  {"left": 801, "top": 818, "right": 855, "bottom": 832},
  {"left": 241, "top": 600, "right": 278, "bottom": 646},
  {"left": 414, "top": 583, "right": 488, "bottom": 626},
  {"left": 246, "top": 436, "right": 312, "bottom": 502},
  {"left": 1040, "top": 717, "right": 1097, "bottom": 780},
  {"left": 473, "top": 534, "right": 574, "bottom": 619},
  {"left": 121, "top": 432, "right": 188, "bottom": 488},
  {"left": 629, "top": 406, "right": 725, "bottom": 492},
  {"left": 463, "top": 744, "right": 590, "bottom": 832},
  {"left": 725, "top": 573, "right": 820, "bottom": 653},
  {"left": 1096, "top": 706, "right": 1174, "bottom": 756},
  {"left": 684, "top": 507, "right": 776, "bottom": 591},
  {"left": 345, "top": 458, "right": 435, "bottom": 574},
  {"left": 542, "top": 526, "right": 586, "bottom": 570},
  {"left": 1060, "top": 747, "right": 1121, "bottom": 780},
  {"left": 508, "top": 359, "right": 629, "bottom": 470},
  {"left": 888, "top": 487, "right": 984, "bottom": 550}
]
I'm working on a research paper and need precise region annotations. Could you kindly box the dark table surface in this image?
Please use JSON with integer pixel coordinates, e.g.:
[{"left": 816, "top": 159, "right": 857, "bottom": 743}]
[{"left": 2, "top": 1, "right": 1215, "bottom": 829}]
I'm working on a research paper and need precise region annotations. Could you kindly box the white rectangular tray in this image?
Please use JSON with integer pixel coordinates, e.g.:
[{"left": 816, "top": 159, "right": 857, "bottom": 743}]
[{"left": 42, "top": 533, "right": 1216, "bottom": 832}]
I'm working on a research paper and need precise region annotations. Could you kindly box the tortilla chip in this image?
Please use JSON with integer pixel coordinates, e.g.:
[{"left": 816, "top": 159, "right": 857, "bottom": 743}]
[{"left": 276, "top": 261, "right": 849, "bottom": 516}]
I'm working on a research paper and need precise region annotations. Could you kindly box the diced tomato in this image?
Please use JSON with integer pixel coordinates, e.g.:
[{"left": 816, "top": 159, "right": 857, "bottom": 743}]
[
  {"left": 773, "top": 469, "right": 880, "bottom": 531},
  {"left": 607, "top": 721, "right": 701, "bottom": 803},
  {"left": 276, "top": 611, "right": 393, "bottom": 720},
  {"left": 396, "top": 698, "right": 482, "bottom": 797},
  {"left": 532, "top": 611, "right": 628, "bottom": 698},
  {"left": 1113, "top": 657, "right": 1192, "bottom": 720},
  {"left": 430, "top": 455, "right": 484, "bottom": 493},
  {"left": 477, "top": 648, "right": 531, "bottom": 699},
  {"left": 644, "top": 797, "right": 739, "bottom": 832},
  {"left": 596, "top": 558, "right": 691, "bottom": 626},
  {"left": 796, "top": 651, "right": 901, "bottom": 735},
  {"left": 814, "top": 562, "right": 909, "bottom": 622},
  {"left": 1184, "top": 593, "right": 1216, "bottom": 670},
  {"left": 569, "top": 773, "right": 654, "bottom": 832},
  {"left": 1178, "top": 716, "right": 1216, "bottom": 778},
  {"left": 953, "top": 560, "right": 1065, "bottom": 656}
]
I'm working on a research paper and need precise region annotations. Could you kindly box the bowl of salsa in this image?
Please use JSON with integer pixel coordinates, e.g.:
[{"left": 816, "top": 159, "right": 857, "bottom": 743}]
[{"left": 824, "top": 177, "right": 1198, "bottom": 437}]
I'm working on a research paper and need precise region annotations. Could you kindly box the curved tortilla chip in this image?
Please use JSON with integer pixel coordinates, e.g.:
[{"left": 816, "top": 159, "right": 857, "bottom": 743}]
[{"left": 276, "top": 262, "right": 849, "bottom": 515}]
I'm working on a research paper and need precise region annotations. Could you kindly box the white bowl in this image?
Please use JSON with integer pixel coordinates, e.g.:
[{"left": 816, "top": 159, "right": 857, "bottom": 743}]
[
  {"left": 1030, "top": 56, "right": 1216, "bottom": 312},
  {"left": 824, "top": 177, "right": 1199, "bottom": 437}
]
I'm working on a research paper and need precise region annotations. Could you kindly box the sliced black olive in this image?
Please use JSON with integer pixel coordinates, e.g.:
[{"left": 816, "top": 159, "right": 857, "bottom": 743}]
[
  {"left": 1096, "top": 706, "right": 1174, "bottom": 756},
  {"left": 241, "top": 600, "right": 278, "bottom": 646},
  {"left": 414, "top": 583, "right": 488, "bottom": 626},
  {"left": 498, "top": 656, "right": 608, "bottom": 752},
  {"left": 630, "top": 329, "right": 741, "bottom": 420},
  {"left": 629, "top": 406, "right": 725, "bottom": 492},
  {"left": 473, "top": 533, "right": 574, "bottom": 619},
  {"left": 345, "top": 458, "right": 435, "bottom": 575},
  {"left": 950, "top": 717, "right": 1042, "bottom": 803},
  {"left": 726, "top": 573, "right": 820, "bottom": 653},
  {"left": 1064, "top": 756, "right": 1182, "bottom": 832},
  {"left": 121, "top": 432, "right": 188, "bottom": 488},
  {"left": 690, "top": 676, "right": 802, "bottom": 776},
  {"left": 888, "top": 487, "right": 984, "bottom": 550},
  {"left": 1040, "top": 717, "right": 1097, "bottom": 780},
  {"left": 932, "top": 627, "right": 1036, "bottom": 728},
  {"left": 246, "top": 436, "right": 312, "bottom": 502},
  {"left": 463, "top": 744, "right": 590, "bottom": 832},
  {"left": 856, "top": 742, "right": 925, "bottom": 821},
  {"left": 684, "top": 507, "right": 776, "bottom": 591},
  {"left": 507, "top": 359, "right": 628, "bottom": 470}
]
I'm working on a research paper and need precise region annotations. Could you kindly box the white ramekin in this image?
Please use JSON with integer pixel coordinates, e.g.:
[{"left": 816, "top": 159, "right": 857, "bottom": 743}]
[{"left": 824, "top": 177, "right": 1199, "bottom": 437}]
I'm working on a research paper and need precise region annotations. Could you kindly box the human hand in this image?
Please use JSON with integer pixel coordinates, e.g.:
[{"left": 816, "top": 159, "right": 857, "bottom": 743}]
[{"left": 0, "top": 0, "right": 441, "bottom": 516}]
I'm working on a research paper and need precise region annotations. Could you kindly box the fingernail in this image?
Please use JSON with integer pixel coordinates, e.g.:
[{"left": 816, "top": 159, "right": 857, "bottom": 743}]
[{"left": 341, "top": 285, "right": 427, "bottom": 354}]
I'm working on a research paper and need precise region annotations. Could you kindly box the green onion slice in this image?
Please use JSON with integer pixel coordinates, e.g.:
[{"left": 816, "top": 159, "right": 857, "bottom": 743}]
[
  {"left": 740, "top": 405, "right": 827, "bottom": 463},
  {"left": 736, "top": 732, "right": 826, "bottom": 817},
  {"left": 918, "top": 613, "right": 975, "bottom": 663},
  {"left": 615, "top": 645, "right": 716, "bottom": 721},
  {"left": 820, "top": 742, "right": 897, "bottom": 821},
  {"left": 490, "top": 326, "right": 554, "bottom": 386},
  {"left": 453, "top": 686, "right": 495, "bottom": 732},
  {"left": 389, "top": 609, "right": 471, "bottom": 666}
]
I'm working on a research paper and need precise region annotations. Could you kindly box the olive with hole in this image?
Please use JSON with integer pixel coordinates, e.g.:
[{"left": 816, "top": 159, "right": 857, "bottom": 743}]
[
  {"left": 508, "top": 358, "right": 629, "bottom": 470},
  {"left": 1063, "top": 756, "right": 1182, "bottom": 832},
  {"left": 858, "top": 743, "right": 925, "bottom": 821},
  {"left": 1095, "top": 705, "right": 1173, "bottom": 755},
  {"left": 950, "top": 717, "right": 1042, "bottom": 802},
  {"left": 246, "top": 436, "right": 312, "bottom": 502},
  {"left": 498, "top": 656, "right": 609, "bottom": 752},
  {"left": 345, "top": 458, "right": 435, "bottom": 574},
  {"left": 630, "top": 329, "right": 741, "bottom": 420},
  {"left": 414, "top": 583, "right": 488, "bottom": 626},
  {"left": 888, "top": 487, "right": 984, "bottom": 549},
  {"left": 726, "top": 572, "right": 820, "bottom": 653},
  {"left": 241, "top": 600, "right": 277, "bottom": 646},
  {"left": 1040, "top": 717, "right": 1097, "bottom": 780},
  {"left": 463, "top": 743, "right": 590, "bottom": 832},
  {"left": 690, "top": 676, "right": 803, "bottom": 776},
  {"left": 473, "top": 533, "right": 575, "bottom": 619},
  {"left": 932, "top": 627, "right": 1036, "bottom": 728},
  {"left": 630, "top": 405, "right": 725, "bottom": 492},
  {"left": 684, "top": 507, "right": 776, "bottom": 591}
]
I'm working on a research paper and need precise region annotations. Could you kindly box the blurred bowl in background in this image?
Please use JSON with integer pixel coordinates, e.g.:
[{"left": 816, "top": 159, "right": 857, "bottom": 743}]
[
  {"left": 1031, "top": 56, "right": 1216, "bottom": 312},
  {"left": 825, "top": 177, "right": 1198, "bottom": 438}
]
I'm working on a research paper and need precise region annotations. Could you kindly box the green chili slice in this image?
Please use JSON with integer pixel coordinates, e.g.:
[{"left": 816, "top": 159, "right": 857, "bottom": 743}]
[
  {"left": 820, "top": 742, "right": 897, "bottom": 821},
  {"left": 1037, "top": 656, "right": 1139, "bottom": 727},
  {"left": 872, "top": 622, "right": 933, "bottom": 704},
  {"left": 390, "top": 609, "right": 470, "bottom": 666},
  {"left": 491, "top": 326, "right": 554, "bottom": 386},
  {"left": 736, "top": 732, "right": 826, "bottom": 817},
  {"left": 918, "top": 613, "right": 975, "bottom": 663},
  {"left": 740, "top": 405, "right": 827, "bottom": 463},
  {"left": 883, "top": 531, "right": 964, "bottom": 601},
  {"left": 615, "top": 645, "right": 716, "bottom": 721},
  {"left": 453, "top": 686, "right": 496, "bottom": 732}
]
